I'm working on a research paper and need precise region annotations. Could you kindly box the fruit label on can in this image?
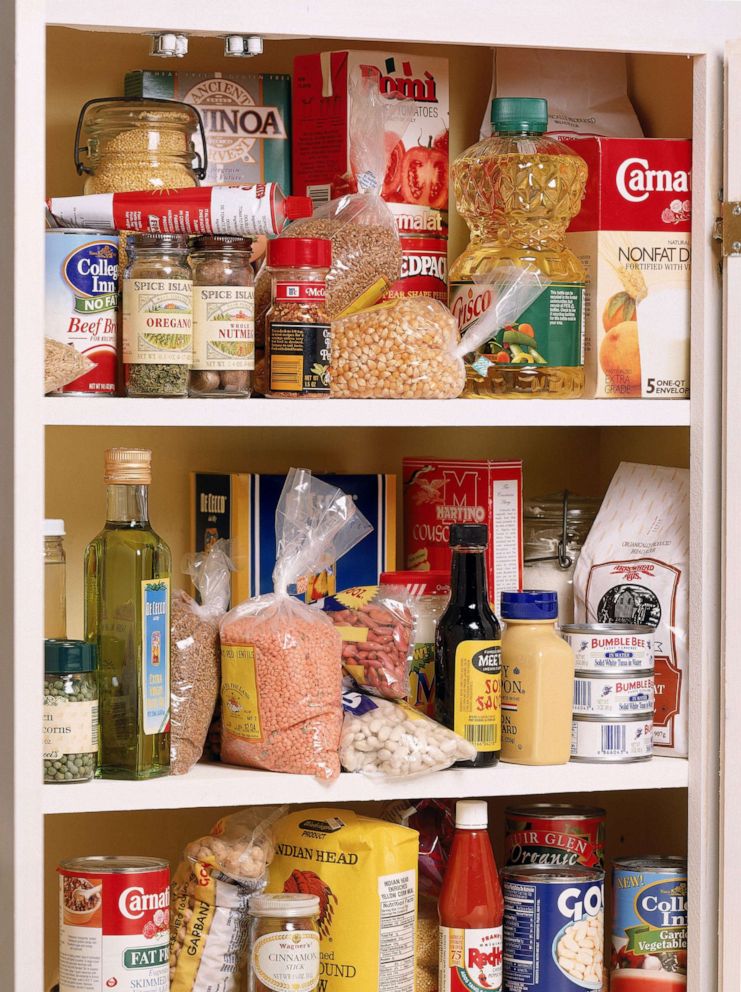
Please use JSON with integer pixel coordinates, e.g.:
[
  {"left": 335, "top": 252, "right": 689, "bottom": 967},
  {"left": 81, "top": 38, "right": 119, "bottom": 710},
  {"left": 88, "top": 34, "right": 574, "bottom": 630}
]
[
  {"left": 45, "top": 233, "right": 119, "bottom": 394},
  {"left": 123, "top": 278, "right": 193, "bottom": 365},
  {"left": 192, "top": 286, "right": 255, "bottom": 370},
  {"left": 450, "top": 281, "right": 584, "bottom": 372},
  {"left": 58, "top": 865, "right": 170, "bottom": 992},
  {"left": 141, "top": 579, "right": 170, "bottom": 736},
  {"left": 453, "top": 640, "right": 501, "bottom": 752},
  {"left": 439, "top": 925, "right": 503, "bottom": 991},
  {"left": 611, "top": 864, "right": 687, "bottom": 983},
  {"left": 503, "top": 872, "right": 604, "bottom": 990}
]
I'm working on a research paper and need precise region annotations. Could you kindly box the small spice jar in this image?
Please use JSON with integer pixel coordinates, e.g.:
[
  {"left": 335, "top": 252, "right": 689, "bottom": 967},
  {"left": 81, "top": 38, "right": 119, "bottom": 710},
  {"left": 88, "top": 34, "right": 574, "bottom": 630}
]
[
  {"left": 123, "top": 233, "right": 193, "bottom": 397},
  {"left": 75, "top": 97, "right": 206, "bottom": 194},
  {"left": 266, "top": 238, "right": 331, "bottom": 398},
  {"left": 44, "top": 640, "right": 98, "bottom": 784},
  {"left": 249, "top": 893, "right": 320, "bottom": 992},
  {"left": 189, "top": 236, "right": 255, "bottom": 397},
  {"left": 44, "top": 519, "right": 67, "bottom": 639}
]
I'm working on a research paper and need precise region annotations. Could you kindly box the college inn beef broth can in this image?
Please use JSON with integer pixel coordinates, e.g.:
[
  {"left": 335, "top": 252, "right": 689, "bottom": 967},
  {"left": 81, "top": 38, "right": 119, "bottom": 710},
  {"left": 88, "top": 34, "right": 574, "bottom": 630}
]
[
  {"left": 58, "top": 856, "right": 170, "bottom": 992},
  {"left": 611, "top": 856, "right": 687, "bottom": 990},
  {"left": 505, "top": 804, "right": 605, "bottom": 869},
  {"left": 502, "top": 864, "right": 605, "bottom": 991}
]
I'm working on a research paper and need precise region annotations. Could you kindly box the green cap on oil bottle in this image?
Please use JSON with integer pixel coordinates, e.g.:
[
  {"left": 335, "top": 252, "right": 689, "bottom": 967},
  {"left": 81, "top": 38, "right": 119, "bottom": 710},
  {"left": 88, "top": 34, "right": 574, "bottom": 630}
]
[{"left": 491, "top": 97, "right": 548, "bottom": 134}]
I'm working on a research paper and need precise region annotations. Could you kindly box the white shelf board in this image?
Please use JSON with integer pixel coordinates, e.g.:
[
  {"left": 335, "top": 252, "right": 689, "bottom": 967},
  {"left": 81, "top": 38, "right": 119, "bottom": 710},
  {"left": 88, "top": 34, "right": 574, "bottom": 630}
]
[
  {"left": 42, "top": 756, "right": 688, "bottom": 815},
  {"left": 43, "top": 398, "right": 691, "bottom": 429}
]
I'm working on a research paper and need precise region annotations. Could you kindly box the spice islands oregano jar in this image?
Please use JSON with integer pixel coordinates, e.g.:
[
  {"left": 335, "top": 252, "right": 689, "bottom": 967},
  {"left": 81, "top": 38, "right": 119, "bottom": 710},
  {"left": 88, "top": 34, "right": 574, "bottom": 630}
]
[{"left": 123, "top": 233, "right": 193, "bottom": 397}]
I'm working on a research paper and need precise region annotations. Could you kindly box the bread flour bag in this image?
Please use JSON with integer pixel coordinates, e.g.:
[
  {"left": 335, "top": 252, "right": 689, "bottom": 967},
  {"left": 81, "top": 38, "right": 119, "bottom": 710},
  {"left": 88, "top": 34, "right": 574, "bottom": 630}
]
[{"left": 574, "top": 462, "right": 689, "bottom": 755}]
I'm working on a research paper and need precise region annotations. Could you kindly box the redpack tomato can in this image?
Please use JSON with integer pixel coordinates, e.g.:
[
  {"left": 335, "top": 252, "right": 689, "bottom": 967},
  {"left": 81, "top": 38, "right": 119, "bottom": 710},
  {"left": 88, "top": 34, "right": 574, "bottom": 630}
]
[
  {"left": 505, "top": 804, "right": 605, "bottom": 869},
  {"left": 58, "top": 856, "right": 170, "bottom": 992},
  {"left": 383, "top": 234, "right": 448, "bottom": 302}
]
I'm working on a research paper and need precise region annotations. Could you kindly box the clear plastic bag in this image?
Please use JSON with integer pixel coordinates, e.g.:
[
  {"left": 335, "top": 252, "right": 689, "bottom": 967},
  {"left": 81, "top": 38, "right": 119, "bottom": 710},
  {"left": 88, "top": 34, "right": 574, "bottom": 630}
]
[
  {"left": 255, "top": 71, "right": 402, "bottom": 335},
  {"left": 219, "top": 469, "right": 373, "bottom": 779},
  {"left": 340, "top": 689, "right": 476, "bottom": 777},
  {"left": 170, "top": 806, "right": 285, "bottom": 992},
  {"left": 171, "top": 541, "right": 234, "bottom": 775},
  {"left": 330, "top": 264, "right": 550, "bottom": 398},
  {"left": 318, "top": 585, "right": 416, "bottom": 699}
]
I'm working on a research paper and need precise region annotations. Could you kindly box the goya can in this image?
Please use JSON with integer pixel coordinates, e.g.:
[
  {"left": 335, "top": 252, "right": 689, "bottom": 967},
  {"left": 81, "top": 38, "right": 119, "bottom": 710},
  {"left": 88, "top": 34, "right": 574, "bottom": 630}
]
[
  {"left": 45, "top": 229, "right": 120, "bottom": 395},
  {"left": 573, "top": 672, "right": 655, "bottom": 717},
  {"left": 571, "top": 715, "right": 653, "bottom": 762},
  {"left": 611, "top": 856, "right": 687, "bottom": 990},
  {"left": 502, "top": 864, "right": 604, "bottom": 991},
  {"left": 560, "top": 624, "right": 654, "bottom": 672},
  {"left": 58, "top": 856, "right": 169, "bottom": 992},
  {"left": 505, "top": 804, "right": 605, "bottom": 869}
]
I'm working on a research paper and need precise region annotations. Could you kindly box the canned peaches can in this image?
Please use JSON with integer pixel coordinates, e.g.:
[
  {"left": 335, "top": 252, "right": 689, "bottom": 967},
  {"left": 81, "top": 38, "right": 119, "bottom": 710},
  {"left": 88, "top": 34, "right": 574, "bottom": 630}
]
[
  {"left": 505, "top": 803, "right": 606, "bottom": 869},
  {"left": 58, "top": 856, "right": 170, "bottom": 992}
]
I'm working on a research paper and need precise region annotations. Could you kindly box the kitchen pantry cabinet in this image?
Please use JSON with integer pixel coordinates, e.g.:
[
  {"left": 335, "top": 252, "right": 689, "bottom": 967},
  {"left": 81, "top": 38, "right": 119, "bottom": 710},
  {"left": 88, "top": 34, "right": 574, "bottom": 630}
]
[{"left": 0, "top": 1, "right": 737, "bottom": 989}]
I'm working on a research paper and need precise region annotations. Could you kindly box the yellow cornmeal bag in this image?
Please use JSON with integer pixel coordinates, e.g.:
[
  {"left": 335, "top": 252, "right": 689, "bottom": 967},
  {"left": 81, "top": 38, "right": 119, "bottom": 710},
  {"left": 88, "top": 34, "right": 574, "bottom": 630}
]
[{"left": 267, "top": 807, "right": 419, "bottom": 992}]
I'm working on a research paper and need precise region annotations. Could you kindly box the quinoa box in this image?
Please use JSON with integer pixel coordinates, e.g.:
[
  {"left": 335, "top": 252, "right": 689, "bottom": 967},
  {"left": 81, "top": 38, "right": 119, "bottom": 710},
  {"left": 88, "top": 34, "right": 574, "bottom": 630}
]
[
  {"left": 191, "top": 472, "right": 396, "bottom": 604},
  {"left": 125, "top": 70, "right": 291, "bottom": 190}
]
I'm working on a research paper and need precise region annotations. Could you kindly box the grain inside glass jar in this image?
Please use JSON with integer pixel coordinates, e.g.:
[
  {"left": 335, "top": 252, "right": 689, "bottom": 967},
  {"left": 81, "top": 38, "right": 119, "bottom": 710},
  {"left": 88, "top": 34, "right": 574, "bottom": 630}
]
[
  {"left": 123, "top": 234, "right": 193, "bottom": 397},
  {"left": 189, "top": 235, "right": 255, "bottom": 398},
  {"left": 265, "top": 237, "right": 331, "bottom": 399}
]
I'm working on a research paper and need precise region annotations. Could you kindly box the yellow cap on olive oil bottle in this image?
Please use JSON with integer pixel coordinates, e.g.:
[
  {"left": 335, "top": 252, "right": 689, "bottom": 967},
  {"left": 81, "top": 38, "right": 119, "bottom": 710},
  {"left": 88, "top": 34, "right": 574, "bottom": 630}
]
[{"left": 104, "top": 448, "right": 152, "bottom": 485}]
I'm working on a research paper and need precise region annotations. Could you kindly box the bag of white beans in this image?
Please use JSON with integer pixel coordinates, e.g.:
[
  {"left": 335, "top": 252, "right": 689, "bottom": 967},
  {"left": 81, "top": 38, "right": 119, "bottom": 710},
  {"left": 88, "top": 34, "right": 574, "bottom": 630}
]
[
  {"left": 219, "top": 469, "right": 373, "bottom": 779},
  {"left": 330, "top": 263, "right": 550, "bottom": 399},
  {"left": 340, "top": 687, "right": 476, "bottom": 777}
]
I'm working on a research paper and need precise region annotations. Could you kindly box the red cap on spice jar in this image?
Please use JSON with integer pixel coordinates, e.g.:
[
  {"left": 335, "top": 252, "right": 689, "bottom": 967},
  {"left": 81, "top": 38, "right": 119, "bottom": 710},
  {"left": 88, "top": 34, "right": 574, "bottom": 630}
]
[
  {"left": 284, "top": 195, "right": 314, "bottom": 220},
  {"left": 268, "top": 237, "right": 332, "bottom": 269},
  {"left": 380, "top": 570, "right": 451, "bottom": 597}
]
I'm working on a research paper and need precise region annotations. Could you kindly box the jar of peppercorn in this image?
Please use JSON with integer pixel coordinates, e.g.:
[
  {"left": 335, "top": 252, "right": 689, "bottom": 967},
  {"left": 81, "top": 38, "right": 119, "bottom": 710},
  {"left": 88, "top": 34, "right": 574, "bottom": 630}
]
[
  {"left": 265, "top": 238, "right": 331, "bottom": 398},
  {"left": 249, "top": 893, "right": 320, "bottom": 992},
  {"left": 189, "top": 235, "right": 255, "bottom": 397},
  {"left": 44, "top": 639, "right": 98, "bottom": 784}
]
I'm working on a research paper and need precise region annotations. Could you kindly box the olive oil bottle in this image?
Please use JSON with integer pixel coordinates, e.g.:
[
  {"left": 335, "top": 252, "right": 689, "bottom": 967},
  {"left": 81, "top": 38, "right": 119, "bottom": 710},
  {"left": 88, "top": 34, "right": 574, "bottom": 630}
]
[
  {"left": 435, "top": 523, "right": 502, "bottom": 767},
  {"left": 85, "top": 448, "right": 171, "bottom": 779}
]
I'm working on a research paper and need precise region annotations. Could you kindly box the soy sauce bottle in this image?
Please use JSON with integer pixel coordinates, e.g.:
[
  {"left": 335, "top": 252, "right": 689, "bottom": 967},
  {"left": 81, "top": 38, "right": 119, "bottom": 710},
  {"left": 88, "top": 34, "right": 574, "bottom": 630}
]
[{"left": 435, "top": 524, "right": 502, "bottom": 767}]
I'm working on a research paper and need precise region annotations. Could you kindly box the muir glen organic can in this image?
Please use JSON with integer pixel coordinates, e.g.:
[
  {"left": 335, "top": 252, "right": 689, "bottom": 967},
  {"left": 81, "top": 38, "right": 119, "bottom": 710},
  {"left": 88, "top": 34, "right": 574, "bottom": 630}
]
[
  {"left": 383, "top": 234, "right": 448, "bottom": 302},
  {"left": 58, "top": 856, "right": 169, "bottom": 992},
  {"left": 505, "top": 804, "right": 605, "bottom": 869},
  {"left": 45, "top": 229, "right": 119, "bottom": 395}
]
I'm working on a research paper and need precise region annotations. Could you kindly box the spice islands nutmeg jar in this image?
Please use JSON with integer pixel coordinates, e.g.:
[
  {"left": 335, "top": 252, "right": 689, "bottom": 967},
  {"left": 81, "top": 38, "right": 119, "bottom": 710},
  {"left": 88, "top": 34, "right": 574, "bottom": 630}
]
[{"left": 249, "top": 892, "right": 321, "bottom": 992}]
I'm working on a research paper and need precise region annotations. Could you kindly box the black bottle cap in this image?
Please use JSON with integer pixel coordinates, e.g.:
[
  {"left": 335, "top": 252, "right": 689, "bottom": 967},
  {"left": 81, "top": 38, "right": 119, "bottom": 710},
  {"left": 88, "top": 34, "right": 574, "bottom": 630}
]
[{"left": 449, "top": 523, "right": 488, "bottom": 547}]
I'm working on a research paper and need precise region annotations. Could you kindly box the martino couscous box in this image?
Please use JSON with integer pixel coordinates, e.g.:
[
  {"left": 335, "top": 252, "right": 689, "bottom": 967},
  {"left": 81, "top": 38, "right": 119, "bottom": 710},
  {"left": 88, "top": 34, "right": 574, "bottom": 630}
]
[
  {"left": 125, "top": 70, "right": 291, "bottom": 190},
  {"left": 191, "top": 472, "right": 396, "bottom": 605},
  {"left": 268, "top": 808, "right": 418, "bottom": 992}
]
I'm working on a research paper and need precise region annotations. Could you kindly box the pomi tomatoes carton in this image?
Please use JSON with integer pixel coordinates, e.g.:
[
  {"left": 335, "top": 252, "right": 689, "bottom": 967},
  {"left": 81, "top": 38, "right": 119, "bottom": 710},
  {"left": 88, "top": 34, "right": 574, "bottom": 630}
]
[
  {"left": 560, "top": 136, "right": 691, "bottom": 399},
  {"left": 292, "top": 50, "right": 449, "bottom": 237}
]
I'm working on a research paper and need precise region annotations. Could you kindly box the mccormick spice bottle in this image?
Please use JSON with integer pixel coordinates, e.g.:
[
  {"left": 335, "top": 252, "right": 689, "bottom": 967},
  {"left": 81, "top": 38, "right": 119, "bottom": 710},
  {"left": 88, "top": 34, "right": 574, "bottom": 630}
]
[
  {"left": 435, "top": 524, "right": 502, "bottom": 767},
  {"left": 265, "top": 237, "right": 331, "bottom": 398},
  {"left": 439, "top": 800, "right": 504, "bottom": 992}
]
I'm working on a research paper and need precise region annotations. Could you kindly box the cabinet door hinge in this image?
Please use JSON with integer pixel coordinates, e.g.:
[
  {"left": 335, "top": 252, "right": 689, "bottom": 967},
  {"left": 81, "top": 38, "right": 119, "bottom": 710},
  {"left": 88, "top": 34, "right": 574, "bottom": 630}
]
[{"left": 715, "top": 201, "right": 741, "bottom": 255}]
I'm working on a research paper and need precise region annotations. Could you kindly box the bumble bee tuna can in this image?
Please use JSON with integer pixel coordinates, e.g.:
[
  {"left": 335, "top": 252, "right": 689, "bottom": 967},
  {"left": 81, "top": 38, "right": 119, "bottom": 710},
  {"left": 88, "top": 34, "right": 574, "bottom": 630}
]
[{"left": 58, "top": 856, "right": 170, "bottom": 992}]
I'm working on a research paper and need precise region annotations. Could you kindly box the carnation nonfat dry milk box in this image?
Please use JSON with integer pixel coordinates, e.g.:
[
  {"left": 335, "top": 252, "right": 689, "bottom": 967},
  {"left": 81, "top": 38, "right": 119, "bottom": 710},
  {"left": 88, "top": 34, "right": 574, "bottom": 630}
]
[
  {"left": 560, "top": 136, "right": 691, "bottom": 400},
  {"left": 192, "top": 472, "right": 396, "bottom": 605},
  {"left": 125, "top": 71, "right": 291, "bottom": 190},
  {"left": 403, "top": 458, "right": 523, "bottom": 611}
]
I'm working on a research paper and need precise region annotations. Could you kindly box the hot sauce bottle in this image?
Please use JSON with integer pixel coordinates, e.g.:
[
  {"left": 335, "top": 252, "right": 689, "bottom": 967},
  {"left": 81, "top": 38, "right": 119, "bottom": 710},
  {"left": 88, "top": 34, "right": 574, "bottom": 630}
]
[
  {"left": 439, "top": 800, "right": 504, "bottom": 992},
  {"left": 435, "top": 524, "right": 502, "bottom": 767}
]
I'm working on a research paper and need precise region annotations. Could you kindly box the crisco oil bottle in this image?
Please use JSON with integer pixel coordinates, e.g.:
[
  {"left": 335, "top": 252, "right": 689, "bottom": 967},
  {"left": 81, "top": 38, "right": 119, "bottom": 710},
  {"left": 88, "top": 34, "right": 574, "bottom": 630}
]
[{"left": 450, "top": 97, "right": 587, "bottom": 398}]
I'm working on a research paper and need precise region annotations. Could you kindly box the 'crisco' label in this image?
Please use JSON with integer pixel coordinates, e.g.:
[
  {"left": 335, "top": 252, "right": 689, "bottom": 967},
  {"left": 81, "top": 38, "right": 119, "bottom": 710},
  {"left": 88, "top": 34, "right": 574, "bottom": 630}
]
[
  {"left": 439, "top": 925, "right": 503, "bottom": 991},
  {"left": 612, "top": 859, "right": 687, "bottom": 985},
  {"left": 450, "top": 280, "right": 584, "bottom": 373},
  {"left": 453, "top": 640, "right": 501, "bottom": 752}
]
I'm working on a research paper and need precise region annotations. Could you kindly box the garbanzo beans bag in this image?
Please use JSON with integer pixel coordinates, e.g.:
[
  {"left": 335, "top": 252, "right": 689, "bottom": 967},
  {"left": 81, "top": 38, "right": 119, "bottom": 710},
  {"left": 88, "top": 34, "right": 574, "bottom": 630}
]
[{"left": 267, "top": 808, "right": 419, "bottom": 991}]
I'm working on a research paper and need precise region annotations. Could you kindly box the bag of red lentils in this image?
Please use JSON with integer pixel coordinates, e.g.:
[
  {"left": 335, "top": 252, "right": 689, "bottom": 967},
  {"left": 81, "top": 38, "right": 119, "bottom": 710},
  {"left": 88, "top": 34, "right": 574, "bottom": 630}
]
[{"left": 219, "top": 468, "right": 373, "bottom": 779}]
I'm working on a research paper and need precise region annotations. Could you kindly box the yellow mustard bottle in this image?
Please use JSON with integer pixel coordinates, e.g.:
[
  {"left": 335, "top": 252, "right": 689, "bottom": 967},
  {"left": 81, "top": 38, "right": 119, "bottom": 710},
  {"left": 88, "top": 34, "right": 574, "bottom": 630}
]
[{"left": 500, "top": 590, "right": 574, "bottom": 764}]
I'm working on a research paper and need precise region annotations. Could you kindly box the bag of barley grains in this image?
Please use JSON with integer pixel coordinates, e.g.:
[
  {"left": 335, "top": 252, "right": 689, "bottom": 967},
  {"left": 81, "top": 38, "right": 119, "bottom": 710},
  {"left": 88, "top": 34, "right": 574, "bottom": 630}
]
[{"left": 574, "top": 462, "right": 689, "bottom": 755}]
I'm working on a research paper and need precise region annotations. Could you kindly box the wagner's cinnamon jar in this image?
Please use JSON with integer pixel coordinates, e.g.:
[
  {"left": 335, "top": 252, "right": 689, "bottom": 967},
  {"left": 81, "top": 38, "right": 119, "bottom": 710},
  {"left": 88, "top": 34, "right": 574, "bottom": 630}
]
[
  {"left": 249, "top": 893, "right": 320, "bottom": 992},
  {"left": 265, "top": 238, "right": 331, "bottom": 398}
]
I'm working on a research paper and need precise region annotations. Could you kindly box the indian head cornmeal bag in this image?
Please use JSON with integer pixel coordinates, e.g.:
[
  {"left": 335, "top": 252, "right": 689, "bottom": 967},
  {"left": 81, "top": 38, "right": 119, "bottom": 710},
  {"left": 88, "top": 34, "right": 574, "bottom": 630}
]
[
  {"left": 267, "top": 808, "right": 419, "bottom": 991},
  {"left": 574, "top": 462, "right": 689, "bottom": 755}
]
